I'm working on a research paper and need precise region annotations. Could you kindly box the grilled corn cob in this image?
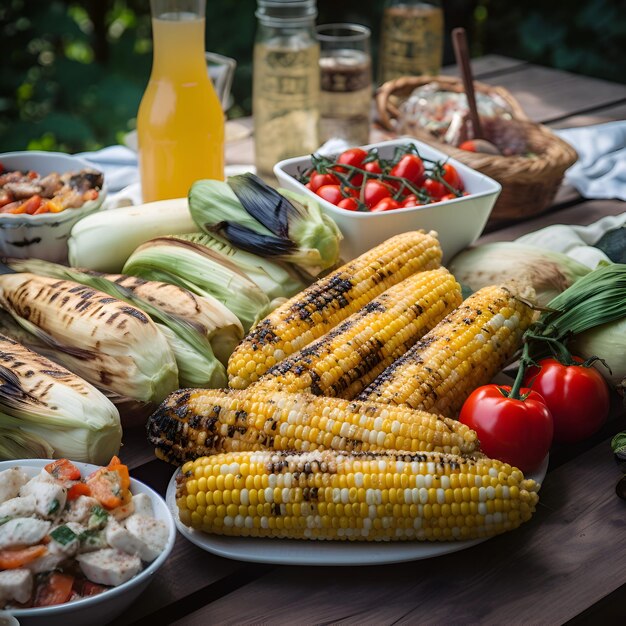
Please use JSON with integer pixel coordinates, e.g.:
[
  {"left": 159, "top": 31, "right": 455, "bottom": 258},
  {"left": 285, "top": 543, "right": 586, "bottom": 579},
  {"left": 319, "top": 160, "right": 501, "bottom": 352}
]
[
  {"left": 0, "top": 272, "right": 178, "bottom": 403},
  {"left": 255, "top": 268, "right": 462, "bottom": 398},
  {"left": 227, "top": 231, "right": 442, "bottom": 389},
  {"left": 147, "top": 387, "right": 479, "bottom": 466},
  {"left": 176, "top": 449, "right": 540, "bottom": 541},
  {"left": 359, "top": 285, "right": 535, "bottom": 417}
]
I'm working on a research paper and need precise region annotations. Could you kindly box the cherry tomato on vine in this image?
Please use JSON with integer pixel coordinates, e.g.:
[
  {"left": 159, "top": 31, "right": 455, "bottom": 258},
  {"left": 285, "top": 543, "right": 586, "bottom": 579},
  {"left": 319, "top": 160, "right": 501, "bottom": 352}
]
[
  {"left": 341, "top": 185, "right": 360, "bottom": 198},
  {"left": 441, "top": 163, "right": 463, "bottom": 190},
  {"left": 390, "top": 154, "right": 425, "bottom": 184},
  {"left": 336, "top": 147, "right": 368, "bottom": 169},
  {"left": 363, "top": 180, "right": 391, "bottom": 209},
  {"left": 401, "top": 194, "right": 420, "bottom": 208},
  {"left": 337, "top": 197, "right": 359, "bottom": 211},
  {"left": 316, "top": 184, "right": 343, "bottom": 205},
  {"left": 371, "top": 197, "right": 400, "bottom": 212},
  {"left": 459, "top": 385, "right": 553, "bottom": 472},
  {"left": 422, "top": 178, "right": 446, "bottom": 199},
  {"left": 363, "top": 160, "right": 383, "bottom": 175},
  {"left": 309, "top": 172, "right": 339, "bottom": 192},
  {"left": 523, "top": 357, "right": 610, "bottom": 444},
  {"left": 441, "top": 193, "right": 459, "bottom": 201}
]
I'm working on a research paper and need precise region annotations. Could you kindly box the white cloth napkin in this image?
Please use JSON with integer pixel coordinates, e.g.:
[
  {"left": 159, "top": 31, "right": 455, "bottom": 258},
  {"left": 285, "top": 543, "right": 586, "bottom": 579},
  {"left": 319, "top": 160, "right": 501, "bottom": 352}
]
[
  {"left": 555, "top": 121, "right": 626, "bottom": 201},
  {"left": 76, "top": 145, "right": 256, "bottom": 208}
]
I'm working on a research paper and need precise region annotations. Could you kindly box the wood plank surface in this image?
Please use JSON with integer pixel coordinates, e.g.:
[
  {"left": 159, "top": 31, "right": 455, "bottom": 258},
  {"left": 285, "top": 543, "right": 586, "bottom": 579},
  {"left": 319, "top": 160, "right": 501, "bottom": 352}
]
[
  {"left": 168, "top": 438, "right": 626, "bottom": 626},
  {"left": 477, "top": 199, "right": 625, "bottom": 244},
  {"left": 442, "top": 53, "right": 528, "bottom": 78},
  {"left": 479, "top": 65, "right": 626, "bottom": 124}
]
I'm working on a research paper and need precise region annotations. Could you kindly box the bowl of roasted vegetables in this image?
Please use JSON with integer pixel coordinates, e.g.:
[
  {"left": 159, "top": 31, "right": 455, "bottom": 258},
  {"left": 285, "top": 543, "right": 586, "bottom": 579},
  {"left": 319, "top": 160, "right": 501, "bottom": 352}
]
[
  {"left": 0, "top": 152, "right": 107, "bottom": 263},
  {"left": 0, "top": 457, "right": 175, "bottom": 626},
  {"left": 274, "top": 138, "right": 501, "bottom": 262}
]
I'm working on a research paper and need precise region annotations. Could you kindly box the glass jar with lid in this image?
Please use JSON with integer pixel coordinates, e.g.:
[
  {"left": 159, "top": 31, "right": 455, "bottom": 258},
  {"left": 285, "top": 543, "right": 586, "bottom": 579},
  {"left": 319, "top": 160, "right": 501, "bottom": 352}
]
[
  {"left": 253, "top": 0, "right": 320, "bottom": 178},
  {"left": 378, "top": 0, "right": 444, "bottom": 84}
]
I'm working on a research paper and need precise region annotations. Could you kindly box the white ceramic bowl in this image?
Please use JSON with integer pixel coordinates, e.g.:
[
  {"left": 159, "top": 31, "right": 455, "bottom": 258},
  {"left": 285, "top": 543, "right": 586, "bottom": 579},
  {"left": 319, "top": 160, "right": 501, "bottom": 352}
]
[
  {"left": 0, "top": 152, "right": 107, "bottom": 263},
  {"left": 0, "top": 459, "right": 175, "bottom": 626},
  {"left": 274, "top": 138, "right": 501, "bottom": 263}
]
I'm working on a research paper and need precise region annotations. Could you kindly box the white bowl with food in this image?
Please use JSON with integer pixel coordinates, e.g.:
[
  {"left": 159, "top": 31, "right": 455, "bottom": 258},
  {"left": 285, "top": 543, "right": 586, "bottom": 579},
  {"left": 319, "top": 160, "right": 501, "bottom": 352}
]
[
  {"left": 274, "top": 138, "right": 501, "bottom": 262},
  {"left": 0, "top": 152, "right": 107, "bottom": 263},
  {"left": 0, "top": 458, "right": 175, "bottom": 626}
]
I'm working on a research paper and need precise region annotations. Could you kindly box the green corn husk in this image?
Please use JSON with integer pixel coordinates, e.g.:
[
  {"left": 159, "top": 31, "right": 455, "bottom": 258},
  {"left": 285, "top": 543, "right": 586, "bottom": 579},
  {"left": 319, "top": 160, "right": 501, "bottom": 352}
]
[
  {"left": 0, "top": 334, "right": 122, "bottom": 464},
  {"left": 188, "top": 174, "right": 342, "bottom": 272},
  {"left": 175, "top": 232, "right": 306, "bottom": 301},
  {"left": 7, "top": 258, "right": 242, "bottom": 388},
  {"left": 123, "top": 237, "right": 273, "bottom": 332}
]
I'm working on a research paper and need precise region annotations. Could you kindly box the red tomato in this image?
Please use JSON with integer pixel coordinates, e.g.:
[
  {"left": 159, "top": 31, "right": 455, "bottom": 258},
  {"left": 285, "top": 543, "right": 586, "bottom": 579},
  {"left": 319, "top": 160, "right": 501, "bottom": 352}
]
[
  {"left": 341, "top": 185, "right": 360, "bottom": 198},
  {"left": 441, "top": 193, "right": 459, "bottom": 201},
  {"left": 459, "top": 385, "right": 553, "bottom": 472},
  {"left": 371, "top": 197, "right": 400, "bottom": 212},
  {"left": 309, "top": 172, "right": 339, "bottom": 191},
  {"left": 442, "top": 163, "right": 463, "bottom": 190},
  {"left": 422, "top": 178, "right": 446, "bottom": 199},
  {"left": 337, "top": 197, "right": 359, "bottom": 211},
  {"left": 391, "top": 154, "right": 425, "bottom": 184},
  {"left": 363, "top": 180, "right": 391, "bottom": 209},
  {"left": 401, "top": 194, "right": 420, "bottom": 208},
  {"left": 363, "top": 160, "right": 383, "bottom": 175},
  {"left": 459, "top": 140, "right": 477, "bottom": 152},
  {"left": 316, "top": 184, "right": 343, "bottom": 205},
  {"left": 523, "top": 357, "right": 610, "bottom": 444},
  {"left": 336, "top": 148, "right": 368, "bottom": 169}
]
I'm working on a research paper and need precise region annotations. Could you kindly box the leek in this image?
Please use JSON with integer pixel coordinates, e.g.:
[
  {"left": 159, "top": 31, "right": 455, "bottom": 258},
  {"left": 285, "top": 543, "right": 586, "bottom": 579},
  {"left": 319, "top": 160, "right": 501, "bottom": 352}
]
[
  {"left": 188, "top": 174, "right": 342, "bottom": 271},
  {"left": 174, "top": 232, "right": 306, "bottom": 300},
  {"left": 0, "top": 334, "right": 122, "bottom": 464},
  {"left": 510, "top": 264, "right": 626, "bottom": 395},
  {"left": 123, "top": 237, "right": 272, "bottom": 332},
  {"left": 448, "top": 242, "right": 592, "bottom": 306}
]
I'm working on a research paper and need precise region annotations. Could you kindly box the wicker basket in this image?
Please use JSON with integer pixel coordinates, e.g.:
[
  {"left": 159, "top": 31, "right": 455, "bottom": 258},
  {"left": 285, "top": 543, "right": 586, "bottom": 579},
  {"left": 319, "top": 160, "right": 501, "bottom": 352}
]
[{"left": 376, "top": 75, "right": 578, "bottom": 222}]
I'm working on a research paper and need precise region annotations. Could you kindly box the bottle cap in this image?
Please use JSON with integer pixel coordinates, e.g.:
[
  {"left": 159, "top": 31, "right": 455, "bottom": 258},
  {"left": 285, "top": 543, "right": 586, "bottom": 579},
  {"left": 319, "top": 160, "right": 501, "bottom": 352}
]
[{"left": 256, "top": 0, "right": 317, "bottom": 25}]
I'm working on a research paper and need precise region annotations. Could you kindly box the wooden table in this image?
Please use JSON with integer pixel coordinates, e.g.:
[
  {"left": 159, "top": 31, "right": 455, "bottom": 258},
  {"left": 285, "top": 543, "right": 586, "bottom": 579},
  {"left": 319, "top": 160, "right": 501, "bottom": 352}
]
[{"left": 119, "top": 56, "right": 626, "bottom": 625}]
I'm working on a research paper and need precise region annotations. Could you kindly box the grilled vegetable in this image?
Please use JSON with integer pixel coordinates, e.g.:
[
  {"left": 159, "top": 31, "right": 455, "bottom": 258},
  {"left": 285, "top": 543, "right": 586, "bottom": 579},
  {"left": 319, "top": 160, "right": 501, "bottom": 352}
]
[
  {"left": 0, "top": 334, "right": 121, "bottom": 464},
  {"left": 7, "top": 258, "right": 244, "bottom": 388},
  {"left": 147, "top": 387, "right": 479, "bottom": 466},
  {"left": 123, "top": 237, "right": 273, "bottom": 332},
  {"left": 173, "top": 232, "right": 306, "bottom": 301},
  {"left": 449, "top": 242, "right": 591, "bottom": 307},
  {"left": 256, "top": 268, "right": 462, "bottom": 398},
  {"left": 188, "top": 174, "right": 342, "bottom": 271},
  {"left": 228, "top": 231, "right": 442, "bottom": 389},
  {"left": 68, "top": 198, "right": 198, "bottom": 272},
  {"left": 0, "top": 272, "right": 178, "bottom": 403},
  {"left": 176, "top": 449, "right": 540, "bottom": 541},
  {"left": 359, "top": 285, "right": 535, "bottom": 417}
]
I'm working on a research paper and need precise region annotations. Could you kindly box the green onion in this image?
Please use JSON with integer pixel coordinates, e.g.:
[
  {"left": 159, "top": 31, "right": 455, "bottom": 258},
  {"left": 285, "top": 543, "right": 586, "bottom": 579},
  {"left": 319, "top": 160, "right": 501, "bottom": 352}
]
[
  {"left": 188, "top": 174, "right": 342, "bottom": 271},
  {"left": 50, "top": 524, "right": 78, "bottom": 545}
]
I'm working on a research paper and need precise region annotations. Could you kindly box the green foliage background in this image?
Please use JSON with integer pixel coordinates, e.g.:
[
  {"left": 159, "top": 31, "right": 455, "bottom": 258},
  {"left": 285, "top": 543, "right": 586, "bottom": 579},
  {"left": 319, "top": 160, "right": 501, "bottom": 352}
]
[{"left": 0, "top": 0, "right": 624, "bottom": 153}]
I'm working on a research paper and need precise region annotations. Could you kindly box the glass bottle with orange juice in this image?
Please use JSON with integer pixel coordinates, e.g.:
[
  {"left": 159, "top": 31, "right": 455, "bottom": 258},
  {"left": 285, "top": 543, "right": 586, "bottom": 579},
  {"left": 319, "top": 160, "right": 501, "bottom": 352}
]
[{"left": 137, "top": 0, "right": 224, "bottom": 202}]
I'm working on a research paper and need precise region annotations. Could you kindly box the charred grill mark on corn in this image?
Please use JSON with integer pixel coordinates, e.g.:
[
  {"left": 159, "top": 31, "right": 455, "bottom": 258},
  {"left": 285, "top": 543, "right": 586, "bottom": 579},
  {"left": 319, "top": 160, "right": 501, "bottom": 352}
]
[
  {"left": 147, "top": 387, "right": 479, "bottom": 466},
  {"left": 227, "top": 231, "right": 442, "bottom": 389},
  {"left": 359, "top": 285, "right": 536, "bottom": 417},
  {"left": 176, "top": 449, "right": 540, "bottom": 541},
  {"left": 253, "top": 268, "right": 462, "bottom": 398}
]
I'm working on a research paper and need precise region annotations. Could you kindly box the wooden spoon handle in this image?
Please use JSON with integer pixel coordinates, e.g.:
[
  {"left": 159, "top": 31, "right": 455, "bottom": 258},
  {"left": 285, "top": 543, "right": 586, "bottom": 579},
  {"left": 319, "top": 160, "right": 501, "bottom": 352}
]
[{"left": 452, "top": 27, "right": 483, "bottom": 139}]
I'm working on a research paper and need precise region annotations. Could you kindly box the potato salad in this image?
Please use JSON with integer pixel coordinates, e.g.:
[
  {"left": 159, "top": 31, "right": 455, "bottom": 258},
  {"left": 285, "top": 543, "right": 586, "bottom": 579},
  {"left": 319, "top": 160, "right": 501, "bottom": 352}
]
[{"left": 0, "top": 458, "right": 168, "bottom": 609}]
